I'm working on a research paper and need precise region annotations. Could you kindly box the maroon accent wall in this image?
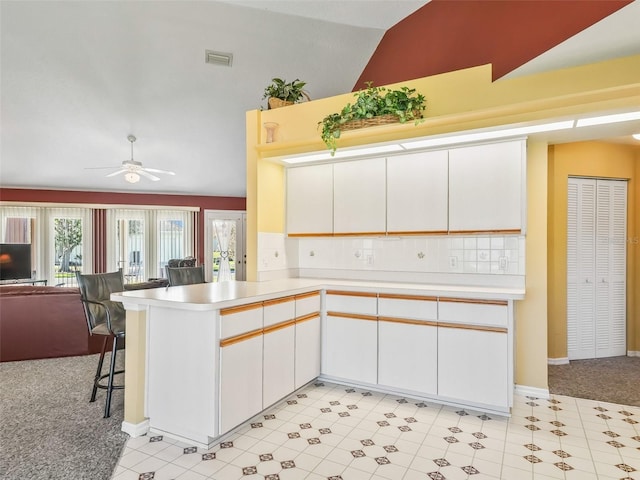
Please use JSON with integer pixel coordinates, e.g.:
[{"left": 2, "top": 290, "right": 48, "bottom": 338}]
[
  {"left": 354, "top": 0, "right": 632, "bottom": 88},
  {"left": 0, "top": 188, "right": 246, "bottom": 267}
]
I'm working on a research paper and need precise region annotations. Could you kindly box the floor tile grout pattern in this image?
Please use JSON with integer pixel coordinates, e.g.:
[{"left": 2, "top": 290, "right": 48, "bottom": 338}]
[{"left": 111, "top": 381, "right": 640, "bottom": 480}]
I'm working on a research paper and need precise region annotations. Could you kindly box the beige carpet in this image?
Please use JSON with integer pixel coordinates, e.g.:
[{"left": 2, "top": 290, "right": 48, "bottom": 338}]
[{"left": 548, "top": 355, "right": 640, "bottom": 406}]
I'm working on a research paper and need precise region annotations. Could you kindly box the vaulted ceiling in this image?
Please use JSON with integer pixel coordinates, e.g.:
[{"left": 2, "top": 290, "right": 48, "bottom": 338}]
[{"left": 1, "top": 1, "right": 639, "bottom": 197}]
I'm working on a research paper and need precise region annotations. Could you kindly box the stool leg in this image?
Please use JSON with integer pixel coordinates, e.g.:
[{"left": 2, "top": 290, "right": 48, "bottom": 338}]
[
  {"left": 104, "top": 335, "right": 119, "bottom": 418},
  {"left": 92, "top": 336, "right": 108, "bottom": 403}
]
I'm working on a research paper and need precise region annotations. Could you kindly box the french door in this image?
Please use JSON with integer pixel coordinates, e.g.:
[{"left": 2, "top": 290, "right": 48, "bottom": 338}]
[
  {"left": 204, "top": 210, "right": 246, "bottom": 282},
  {"left": 567, "top": 177, "right": 627, "bottom": 360}
]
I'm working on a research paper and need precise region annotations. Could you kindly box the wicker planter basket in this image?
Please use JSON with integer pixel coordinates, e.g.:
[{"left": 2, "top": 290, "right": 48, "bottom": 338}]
[
  {"left": 340, "top": 114, "right": 400, "bottom": 132},
  {"left": 267, "top": 91, "right": 311, "bottom": 110},
  {"left": 268, "top": 97, "right": 294, "bottom": 109}
]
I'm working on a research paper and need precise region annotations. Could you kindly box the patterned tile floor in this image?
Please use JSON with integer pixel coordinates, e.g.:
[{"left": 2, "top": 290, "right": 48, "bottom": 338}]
[{"left": 111, "top": 382, "right": 640, "bottom": 480}]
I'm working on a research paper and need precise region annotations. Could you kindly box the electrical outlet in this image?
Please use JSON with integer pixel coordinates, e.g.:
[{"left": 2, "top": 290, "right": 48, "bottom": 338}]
[
  {"left": 499, "top": 256, "right": 508, "bottom": 270},
  {"left": 449, "top": 256, "right": 458, "bottom": 268}
]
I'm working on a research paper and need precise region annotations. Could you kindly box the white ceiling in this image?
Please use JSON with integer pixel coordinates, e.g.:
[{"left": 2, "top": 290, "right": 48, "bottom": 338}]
[{"left": 1, "top": 1, "right": 639, "bottom": 197}]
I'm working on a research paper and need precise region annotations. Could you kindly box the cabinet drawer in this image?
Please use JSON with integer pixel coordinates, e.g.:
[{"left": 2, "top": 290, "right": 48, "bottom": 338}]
[
  {"left": 326, "top": 290, "right": 377, "bottom": 316},
  {"left": 378, "top": 294, "right": 437, "bottom": 320},
  {"left": 263, "top": 296, "right": 295, "bottom": 328},
  {"left": 220, "top": 302, "right": 263, "bottom": 339},
  {"left": 438, "top": 298, "right": 508, "bottom": 328},
  {"left": 295, "top": 291, "right": 321, "bottom": 317}
]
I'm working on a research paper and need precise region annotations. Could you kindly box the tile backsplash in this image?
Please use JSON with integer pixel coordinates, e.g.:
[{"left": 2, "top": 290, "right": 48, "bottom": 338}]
[{"left": 258, "top": 232, "right": 525, "bottom": 285}]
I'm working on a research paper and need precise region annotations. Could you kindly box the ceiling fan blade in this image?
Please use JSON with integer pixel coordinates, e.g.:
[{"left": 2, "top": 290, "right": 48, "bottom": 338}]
[
  {"left": 144, "top": 167, "right": 176, "bottom": 175},
  {"left": 138, "top": 170, "right": 161, "bottom": 181},
  {"left": 105, "top": 169, "right": 128, "bottom": 177}
]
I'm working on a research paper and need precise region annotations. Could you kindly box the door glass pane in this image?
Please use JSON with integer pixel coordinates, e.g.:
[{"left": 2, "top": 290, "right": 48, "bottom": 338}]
[
  {"left": 158, "top": 219, "right": 185, "bottom": 278},
  {"left": 54, "top": 217, "right": 82, "bottom": 287},
  {"left": 117, "top": 219, "right": 145, "bottom": 284},
  {"left": 211, "top": 219, "right": 236, "bottom": 282}
]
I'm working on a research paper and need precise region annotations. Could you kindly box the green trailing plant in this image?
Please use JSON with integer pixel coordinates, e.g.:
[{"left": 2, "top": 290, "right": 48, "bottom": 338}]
[
  {"left": 319, "top": 82, "right": 426, "bottom": 154},
  {"left": 262, "top": 77, "right": 307, "bottom": 105}
]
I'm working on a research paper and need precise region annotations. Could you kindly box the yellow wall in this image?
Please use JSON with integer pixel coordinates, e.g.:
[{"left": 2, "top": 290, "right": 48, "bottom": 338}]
[
  {"left": 547, "top": 141, "right": 639, "bottom": 359},
  {"left": 247, "top": 54, "right": 640, "bottom": 388},
  {"left": 515, "top": 140, "right": 548, "bottom": 388}
]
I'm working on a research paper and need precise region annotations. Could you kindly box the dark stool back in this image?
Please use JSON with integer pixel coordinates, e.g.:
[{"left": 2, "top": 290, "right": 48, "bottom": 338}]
[{"left": 75, "top": 270, "right": 126, "bottom": 418}]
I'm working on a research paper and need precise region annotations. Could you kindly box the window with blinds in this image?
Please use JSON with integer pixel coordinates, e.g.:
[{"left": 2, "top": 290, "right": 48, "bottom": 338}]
[{"left": 107, "top": 208, "right": 196, "bottom": 282}]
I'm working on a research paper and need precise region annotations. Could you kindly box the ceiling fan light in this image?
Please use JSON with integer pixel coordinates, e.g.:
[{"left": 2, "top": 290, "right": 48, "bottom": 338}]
[{"left": 124, "top": 172, "right": 140, "bottom": 183}]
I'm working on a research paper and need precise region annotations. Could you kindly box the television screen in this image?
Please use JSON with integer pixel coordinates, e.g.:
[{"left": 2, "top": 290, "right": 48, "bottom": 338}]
[{"left": 0, "top": 243, "right": 33, "bottom": 281}]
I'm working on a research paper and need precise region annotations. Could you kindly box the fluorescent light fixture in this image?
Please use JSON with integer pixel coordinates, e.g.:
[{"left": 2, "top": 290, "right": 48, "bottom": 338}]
[
  {"left": 400, "top": 121, "right": 574, "bottom": 150},
  {"left": 575, "top": 111, "right": 640, "bottom": 128},
  {"left": 282, "top": 143, "right": 404, "bottom": 164},
  {"left": 277, "top": 110, "right": 639, "bottom": 166}
]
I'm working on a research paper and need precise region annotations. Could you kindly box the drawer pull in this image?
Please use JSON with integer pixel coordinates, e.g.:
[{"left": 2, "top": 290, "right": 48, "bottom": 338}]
[
  {"left": 438, "top": 322, "right": 507, "bottom": 334},
  {"left": 220, "top": 328, "right": 263, "bottom": 347},
  {"left": 295, "top": 291, "right": 321, "bottom": 300},
  {"left": 296, "top": 312, "right": 320, "bottom": 323},
  {"left": 220, "top": 301, "right": 263, "bottom": 316},
  {"left": 378, "top": 293, "right": 438, "bottom": 302},
  {"left": 263, "top": 319, "right": 296, "bottom": 335},
  {"left": 439, "top": 297, "right": 508, "bottom": 307},
  {"left": 378, "top": 316, "right": 437, "bottom": 327},
  {"left": 326, "top": 290, "right": 377, "bottom": 298},
  {"left": 263, "top": 296, "right": 295, "bottom": 307},
  {"left": 327, "top": 311, "right": 377, "bottom": 322}
]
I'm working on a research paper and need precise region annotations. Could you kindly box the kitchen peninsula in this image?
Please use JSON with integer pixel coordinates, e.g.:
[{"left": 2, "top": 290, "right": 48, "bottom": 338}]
[{"left": 112, "top": 278, "right": 524, "bottom": 447}]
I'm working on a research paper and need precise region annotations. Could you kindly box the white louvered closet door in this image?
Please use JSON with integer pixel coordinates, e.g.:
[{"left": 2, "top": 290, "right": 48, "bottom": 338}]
[{"left": 567, "top": 177, "right": 627, "bottom": 360}]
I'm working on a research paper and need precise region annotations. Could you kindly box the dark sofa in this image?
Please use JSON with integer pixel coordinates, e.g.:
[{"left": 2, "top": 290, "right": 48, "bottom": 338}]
[
  {"left": 0, "top": 285, "right": 100, "bottom": 362},
  {"left": 0, "top": 279, "right": 169, "bottom": 362}
]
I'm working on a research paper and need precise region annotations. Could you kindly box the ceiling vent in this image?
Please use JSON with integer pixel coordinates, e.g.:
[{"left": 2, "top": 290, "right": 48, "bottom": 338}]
[{"left": 205, "top": 50, "right": 233, "bottom": 67}]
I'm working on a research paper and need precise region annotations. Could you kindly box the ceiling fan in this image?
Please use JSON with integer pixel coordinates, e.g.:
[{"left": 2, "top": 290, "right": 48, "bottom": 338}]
[{"left": 89, "top": 135, "right": 175, "bottom": 183}]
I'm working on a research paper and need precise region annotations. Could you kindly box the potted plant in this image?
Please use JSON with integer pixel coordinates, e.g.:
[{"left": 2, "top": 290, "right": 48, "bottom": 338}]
[
  {"left": 263, "top": 78, "right": 309, "bottom": 109},
  {"left": 319, "top": 82, "right": 426, "bottom": 154}
]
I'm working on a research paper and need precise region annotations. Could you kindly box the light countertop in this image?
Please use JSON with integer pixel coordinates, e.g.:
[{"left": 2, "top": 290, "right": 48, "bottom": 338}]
[{"left": 111, "top": 278, "right": 525, "bottom": 311}]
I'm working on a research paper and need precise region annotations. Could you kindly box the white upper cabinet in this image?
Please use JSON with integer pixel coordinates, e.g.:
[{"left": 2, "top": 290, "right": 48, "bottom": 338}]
[
  {"left": 386, "top": 150, "right": 449, "bottom": 234},
  {"left": 286, "top": 163, "right": 333, "bottom": 235},
  {"left": 448, "top": 139, "right": 525, "bottom": 233},
  {"left": 333, "top": 157, "right": 386, "bottom": 235},
  {"left": 285, "top": 139, "right": 525, "bottom": 236}
]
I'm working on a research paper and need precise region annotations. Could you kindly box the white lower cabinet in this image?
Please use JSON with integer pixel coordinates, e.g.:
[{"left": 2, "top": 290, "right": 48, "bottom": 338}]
[
  {"left": 436, "top": 299, "right": 511, "bottom": 411},
  {"left": 377, "top": 295, "right": 438, "bottom": 395},
  {"left": 324, "top": 291, "right": 378, "bottom": 384},
  {"left": 295, "top": 315, "right": 321, "bottom": 388},
  {"left": 437, "top": 325, "right": 509, "bottom": 410},
  {"left": 263, "top": 297, "right": 296, "bottom": 407},
  {"left": 378, "top": 319, "right": 438, "bottom": 395},
  {"left": 324, "top": 314, "right": 378, "bottom": 384},
  {"left": 217, "top": 290, "right": 514, "bottom": 440},
  {"left": 294, "top": 291, "right": 322, "bottom": 389},
  {"left": 219, "top": 333, "right": 263, "bottom": 433},
  {"left": 219, "top": 303, "right": 264, "bottom": 434},
  {"left": 263, "top": 322, "right": 295, "bottom": 408}
]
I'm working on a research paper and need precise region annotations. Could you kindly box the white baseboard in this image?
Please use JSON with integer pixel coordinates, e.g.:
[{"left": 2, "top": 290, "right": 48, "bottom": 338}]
[
  {"left": 121, "top": 419, "right": 150, "bottom": 437},
  {"left": 548, "top": 357, "right": 570, "bottom": 365},
  {"left": 514, "top": 384, "right": 550, "bottom": 400},
  {"left": 628, "top": 351, "right": 640, "bottom": 357}
]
